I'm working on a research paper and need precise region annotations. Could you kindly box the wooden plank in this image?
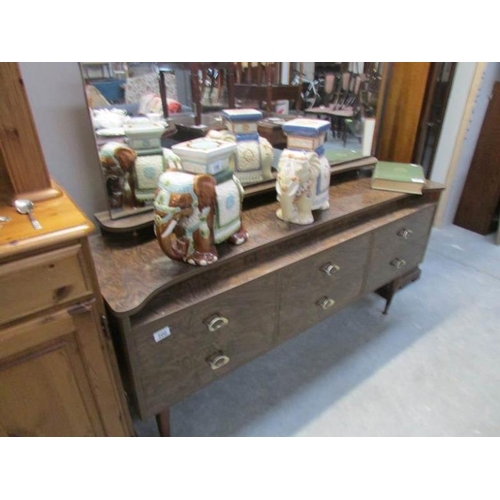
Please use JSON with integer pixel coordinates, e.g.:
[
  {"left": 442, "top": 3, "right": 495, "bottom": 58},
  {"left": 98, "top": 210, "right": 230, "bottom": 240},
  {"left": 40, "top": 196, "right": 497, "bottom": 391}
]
[
  {"left": 376, "top": 63, "right": 431, "bottom": 163},
  {"left": 454, "top": 80, "right": 500, "bottom": 234},
  {"left": 0, "top": 63, "right": 52, "bottom": 196}
]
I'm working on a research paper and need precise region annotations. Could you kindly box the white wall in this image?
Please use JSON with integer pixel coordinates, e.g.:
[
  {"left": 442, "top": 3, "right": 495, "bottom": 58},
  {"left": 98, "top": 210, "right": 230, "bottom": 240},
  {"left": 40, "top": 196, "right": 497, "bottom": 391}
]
[
  {"left": 19, "top": 62, "right": 108, "bottom": 219},
  {"left": 430, "top": 63, "right": 476, "bottom": 185}
]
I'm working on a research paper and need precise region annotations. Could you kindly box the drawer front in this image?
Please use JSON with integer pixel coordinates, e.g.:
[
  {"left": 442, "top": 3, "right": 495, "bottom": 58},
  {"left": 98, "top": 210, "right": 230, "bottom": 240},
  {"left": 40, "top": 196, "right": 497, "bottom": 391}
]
[
  {"left": 372, "top": 205, "right": 435, "bottom": 250},
  {"left": 281, "top": 233, "right": 370, "bottom": 293},
  {"left": 131, "top": 274, "right": 277, "bottom": 414},
  {"left": 279, "top": 265, "right": 365, "bottom": 342},
  {"left": 0, "top": 245, "right": 92, "bottom": 325},
  {"left": 365, "top": 240, "right": 428, "bottom": 292}
]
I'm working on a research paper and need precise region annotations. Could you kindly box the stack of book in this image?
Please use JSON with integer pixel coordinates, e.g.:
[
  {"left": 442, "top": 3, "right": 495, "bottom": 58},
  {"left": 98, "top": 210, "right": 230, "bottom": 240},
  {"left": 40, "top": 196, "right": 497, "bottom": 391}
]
[{"left": 371, "top": 161, "right": 426, "bottom": 195}]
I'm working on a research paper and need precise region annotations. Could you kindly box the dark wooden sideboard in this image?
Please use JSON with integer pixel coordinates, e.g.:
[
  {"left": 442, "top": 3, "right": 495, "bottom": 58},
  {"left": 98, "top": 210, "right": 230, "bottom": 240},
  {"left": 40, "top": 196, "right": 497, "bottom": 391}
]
[{"left": 89, "top": 177, "right": 443, "bottom": 436}]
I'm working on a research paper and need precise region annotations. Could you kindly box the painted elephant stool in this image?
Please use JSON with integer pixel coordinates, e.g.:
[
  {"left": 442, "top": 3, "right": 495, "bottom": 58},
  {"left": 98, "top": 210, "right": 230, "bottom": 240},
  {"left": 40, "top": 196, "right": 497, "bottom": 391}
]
[
  {"left": 206, "top": 109, "right": 274, "bottom": 185},
  {"left": 99, "top": 141, "right": 137, "bottom": 209},
  {"left": 276, "top": 118, "right": 332, "bottom": 225},
  {"left": 154, "top": 138, "right": 248, "bottom": 266},
  {"left": 276, "top": 149, "right": 330, "bottom": 225}
]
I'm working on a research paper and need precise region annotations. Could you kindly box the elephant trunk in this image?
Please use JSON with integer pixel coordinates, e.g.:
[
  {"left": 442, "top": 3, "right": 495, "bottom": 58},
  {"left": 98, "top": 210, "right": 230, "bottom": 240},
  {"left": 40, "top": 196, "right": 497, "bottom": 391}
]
[{"left": 157, "top": 219, "right": 188, "bottom": 260}]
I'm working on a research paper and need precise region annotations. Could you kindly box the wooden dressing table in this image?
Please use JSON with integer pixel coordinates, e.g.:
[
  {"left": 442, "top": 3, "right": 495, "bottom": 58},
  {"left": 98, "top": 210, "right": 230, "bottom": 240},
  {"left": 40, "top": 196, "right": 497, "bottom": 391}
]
[{"left": 89, "top": 176, "right": 443, "bottom": 436}]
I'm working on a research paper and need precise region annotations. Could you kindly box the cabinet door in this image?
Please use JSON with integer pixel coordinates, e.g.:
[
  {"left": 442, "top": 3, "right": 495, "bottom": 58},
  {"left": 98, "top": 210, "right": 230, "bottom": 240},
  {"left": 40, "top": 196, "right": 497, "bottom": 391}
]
[{"left": 0, "top": 304, "right": 130, "bottom": 437}]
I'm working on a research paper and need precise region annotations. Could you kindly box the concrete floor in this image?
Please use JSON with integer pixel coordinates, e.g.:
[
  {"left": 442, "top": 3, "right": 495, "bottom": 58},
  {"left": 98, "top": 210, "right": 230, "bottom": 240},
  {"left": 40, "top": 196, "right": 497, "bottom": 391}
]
[{"left": 134, "top": 223, "right": 500, "bottom": 437}]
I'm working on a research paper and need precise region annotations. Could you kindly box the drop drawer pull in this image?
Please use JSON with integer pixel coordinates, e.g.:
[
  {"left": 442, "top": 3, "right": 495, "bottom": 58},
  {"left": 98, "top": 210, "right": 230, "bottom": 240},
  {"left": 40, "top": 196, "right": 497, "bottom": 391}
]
[
  {"left": 317, "top": 297, "right": 336, "bottom": 310},
  {"left": 321, "top": 263, "right": 340, "bottom": 276},
  {"left": 397, "top": 228, "right": 413, "bottom": 239},
  {"left": 204, "top": 314, "right": 229, "bottom": 332},
  {"left": 390, "top": 258, "right": 407, "bottom": 269},
  {"left": 207, "top": 353, "right": 230, "bottom": 370}
]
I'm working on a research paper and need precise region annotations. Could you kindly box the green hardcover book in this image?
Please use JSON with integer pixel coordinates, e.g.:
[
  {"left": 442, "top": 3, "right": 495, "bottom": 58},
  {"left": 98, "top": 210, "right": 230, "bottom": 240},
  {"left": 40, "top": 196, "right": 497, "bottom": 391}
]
[{"left": 371, "top": 161, "right": 426, "bottom": 195}]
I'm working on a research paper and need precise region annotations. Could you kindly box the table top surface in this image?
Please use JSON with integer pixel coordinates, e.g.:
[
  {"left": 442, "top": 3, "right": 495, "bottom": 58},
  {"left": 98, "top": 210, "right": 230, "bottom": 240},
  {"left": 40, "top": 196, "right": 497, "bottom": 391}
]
[
  {"left": 305, "top": 106, "right": 354, "bottom": 117},
  {"left": 0, "top": 189, "right": 93, "bottom": 260},
  {"left": 89, "top": 177, "right": 444, "bottom": 317}
]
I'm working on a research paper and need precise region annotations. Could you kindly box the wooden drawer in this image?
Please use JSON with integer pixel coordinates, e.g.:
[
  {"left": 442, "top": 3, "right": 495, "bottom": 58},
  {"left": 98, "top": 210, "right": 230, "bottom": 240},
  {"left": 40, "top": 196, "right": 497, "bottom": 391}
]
[
  {"left": 364, "top": 206, "right": 435, "bottom": 292},
  {"left": 283, "top": 232, "right": 370, "bottom": 289},
  {"left": 365, "top": 239, "right": 428, "bottom": 292},
  {"left": 279, "top": 263, "right": 365, "bottom": 342},
  {"left": 0, "top": 245, "right": 92, "bottom": 325},
  {"left": 372, "top": 205, "right": 435, "bottom": 250},
  {"left": 130, "top": 274, "right": 277, "bottom": 416}
]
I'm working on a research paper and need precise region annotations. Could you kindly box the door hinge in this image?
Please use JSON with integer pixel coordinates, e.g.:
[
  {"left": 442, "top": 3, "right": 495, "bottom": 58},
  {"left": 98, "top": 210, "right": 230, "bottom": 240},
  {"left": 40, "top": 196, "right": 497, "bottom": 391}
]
[{"left": 67, "top": 298, "right": 96, "bottom": 315}]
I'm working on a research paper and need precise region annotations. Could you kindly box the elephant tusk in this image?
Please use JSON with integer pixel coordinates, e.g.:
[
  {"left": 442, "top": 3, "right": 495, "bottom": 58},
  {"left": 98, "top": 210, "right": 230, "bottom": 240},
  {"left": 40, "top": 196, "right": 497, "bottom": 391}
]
[{"left": 161, "top": 219, "right": 178, "bottom": 238}]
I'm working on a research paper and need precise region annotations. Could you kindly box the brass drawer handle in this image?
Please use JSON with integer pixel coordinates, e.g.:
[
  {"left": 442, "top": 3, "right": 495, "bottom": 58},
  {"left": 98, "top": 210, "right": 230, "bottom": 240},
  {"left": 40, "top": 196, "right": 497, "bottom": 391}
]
[
  {"left": 390, "top": 258, "right": 407, "bottom": 269},
  {"left": 317, "top": 297, "right": 336, "bottom": 310},
  {"left": 321, "top": 263, "right": 340, "bottom": 276},
  {"left": 204, "top": 314, "right": 229, "bottom": 332},
  {"left": 397, "top": 228, "right": 413, "bottom": 240},
  {"left": 207, "top": 353, "right": 230, "bottom": 370}
]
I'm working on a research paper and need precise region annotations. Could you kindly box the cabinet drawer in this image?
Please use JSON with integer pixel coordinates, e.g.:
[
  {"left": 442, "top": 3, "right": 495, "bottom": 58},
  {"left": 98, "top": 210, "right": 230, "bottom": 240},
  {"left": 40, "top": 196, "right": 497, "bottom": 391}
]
[
  {"left": 131, "top": 274, "right": 277, "bottom": 415},
  {"left": 279, "top": 265, "right": 365, "bottom": 342},
  {"left": 372, "top": 205, "right": 435, "bottom": 250},
  {"left": 365, "top": 240, "right": 428, "bottom": 292},
  {"left": 0, "top": 245, "right": 92, "bottom": 325},
  {"left": 282, "top": 233, "right": 370, "bottom": 290}
]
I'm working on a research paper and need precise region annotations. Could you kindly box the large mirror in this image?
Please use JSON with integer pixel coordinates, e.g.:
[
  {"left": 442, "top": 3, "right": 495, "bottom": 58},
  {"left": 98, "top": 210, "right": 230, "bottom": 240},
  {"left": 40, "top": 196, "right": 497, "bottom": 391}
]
[{"left": 79, "top": 62, "right": 385, "bottom": 223}]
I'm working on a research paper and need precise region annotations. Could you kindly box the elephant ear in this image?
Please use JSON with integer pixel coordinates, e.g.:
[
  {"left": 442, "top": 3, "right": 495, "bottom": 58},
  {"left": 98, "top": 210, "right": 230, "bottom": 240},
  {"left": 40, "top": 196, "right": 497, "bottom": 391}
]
[
  {"left": 193, "top": 174, "right": 216, "bottom": 209},
  {"left": 307, "top": 152, "right": 322, "bottom": 178},
  {"left": 114, "top": 146, "right": 137, "bottom": 172}
]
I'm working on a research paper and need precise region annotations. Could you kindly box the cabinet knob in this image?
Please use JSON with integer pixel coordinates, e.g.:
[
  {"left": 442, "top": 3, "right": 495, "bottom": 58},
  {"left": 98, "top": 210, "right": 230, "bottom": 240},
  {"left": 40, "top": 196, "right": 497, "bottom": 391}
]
[
  {"left": 204, "top": 314, "right": 229, "bottom": 332},
  {"left": 207, "top": 353, "right": 230, "bottom": 370},
  {"left": 321, "top": 263, "right": 340, "bottom": 276},
  {"left": 317, "top": 297, "right": 336, "bottom": 310},
  {"left": 397, "top": 228, "right": 413, "bottom": 240},
  {"left": 390, "top": 258, "right": 407, "bottom": 269}
]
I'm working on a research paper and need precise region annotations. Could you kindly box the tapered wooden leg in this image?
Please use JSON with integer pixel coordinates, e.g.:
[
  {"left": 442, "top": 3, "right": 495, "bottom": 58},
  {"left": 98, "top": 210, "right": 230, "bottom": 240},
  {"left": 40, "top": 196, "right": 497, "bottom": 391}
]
[{"left": 156, "top": 408, "right": 171, "bottom": 437}]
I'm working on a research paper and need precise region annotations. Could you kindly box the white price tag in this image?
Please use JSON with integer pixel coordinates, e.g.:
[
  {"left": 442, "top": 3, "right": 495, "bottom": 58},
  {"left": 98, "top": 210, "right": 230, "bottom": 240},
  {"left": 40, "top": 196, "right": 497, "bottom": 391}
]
[{"left": 153, "top": 326, "right": 172, "bottom": 343}]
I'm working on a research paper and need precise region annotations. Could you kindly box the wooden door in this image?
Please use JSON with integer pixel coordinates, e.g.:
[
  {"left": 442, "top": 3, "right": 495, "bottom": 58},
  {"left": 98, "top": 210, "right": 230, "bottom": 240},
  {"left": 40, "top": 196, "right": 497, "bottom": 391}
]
[
  {"left": 0, "top": 305, "right": 117, "bottom": 437},
  {"left": 376, "top": 62, "right": 431, "bottom": 163}
]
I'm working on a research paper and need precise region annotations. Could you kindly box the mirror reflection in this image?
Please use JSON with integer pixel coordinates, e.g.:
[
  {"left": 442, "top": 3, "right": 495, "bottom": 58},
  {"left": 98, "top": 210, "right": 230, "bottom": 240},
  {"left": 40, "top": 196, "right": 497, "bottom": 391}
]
[{"left": 80, "top": 62, "right": 384, "bottom": 220}]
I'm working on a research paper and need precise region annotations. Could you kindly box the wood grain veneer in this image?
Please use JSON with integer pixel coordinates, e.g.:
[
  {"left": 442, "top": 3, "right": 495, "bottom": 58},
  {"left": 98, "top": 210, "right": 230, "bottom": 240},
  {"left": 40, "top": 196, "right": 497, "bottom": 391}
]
[
  {"left": 1, "top": 188, "right": 134, "bottom": 437},
  {"left": 90, "top": 178, "right": 443, "bottom": 317},
  {"left": 0, "top": 63, "right": 53, "bottom": 198},
  {"left": 132, "top": 274, "right": 277, "bottom": 416},
  {"left": 376, "top": 62, "right": 431, "bottom": 163},
  {"left": 0, "top": 187, "right": 94, "bottom": 260}
]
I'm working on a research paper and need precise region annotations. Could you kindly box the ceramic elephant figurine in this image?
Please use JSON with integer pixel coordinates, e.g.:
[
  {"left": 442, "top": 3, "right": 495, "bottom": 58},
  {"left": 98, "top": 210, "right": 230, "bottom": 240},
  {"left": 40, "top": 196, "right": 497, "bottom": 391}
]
[
  {"left": 99, "top": 141, "right": 137, "bottom": 208},
  {"left": 154, "top": 169, "right": 248, "bottom": 266},
  {"left": 276, "top": 149, "right": 331, "bottom": 225},
  {"left": 206, "top": 129, "right": 274, "bottom": 185}
]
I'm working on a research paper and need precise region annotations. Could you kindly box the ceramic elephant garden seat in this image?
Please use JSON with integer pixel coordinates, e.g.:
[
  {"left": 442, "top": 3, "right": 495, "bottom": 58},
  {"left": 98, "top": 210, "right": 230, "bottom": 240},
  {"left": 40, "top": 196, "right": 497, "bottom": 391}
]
[
  {"left": 154, "top": 138, "right": 248, "bottom": 266},
  {"left": 276, "top": 149, "right": 330, "bottom": 225}
]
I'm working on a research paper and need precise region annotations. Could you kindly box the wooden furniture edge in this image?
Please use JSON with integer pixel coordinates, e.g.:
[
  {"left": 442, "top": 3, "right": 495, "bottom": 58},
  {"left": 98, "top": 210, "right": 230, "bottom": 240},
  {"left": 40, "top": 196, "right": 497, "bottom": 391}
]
[{"left": 92, "top": 182, "right": 444, "bottom": 319}]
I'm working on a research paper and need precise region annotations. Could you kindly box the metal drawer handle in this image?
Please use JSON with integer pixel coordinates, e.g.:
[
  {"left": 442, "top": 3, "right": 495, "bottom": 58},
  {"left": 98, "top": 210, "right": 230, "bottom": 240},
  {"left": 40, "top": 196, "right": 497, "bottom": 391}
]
[
  {"left": 317, "top": 297, "right": 336, "bottom": 310},
  {"left": 397, "top": 228, "right": 413, "bottom": 240},
  {"left": 321, "top": 263, "right": 340, "bottom": 276},
  {"left": 390, "top": 258, "right": 407, "bottom": 269},
  {"left": 207, "top": 353, "right": 230, "bottom": 370},
  {"left": 204, "top": 314, "right": 229, "bottom": 332}
]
